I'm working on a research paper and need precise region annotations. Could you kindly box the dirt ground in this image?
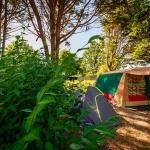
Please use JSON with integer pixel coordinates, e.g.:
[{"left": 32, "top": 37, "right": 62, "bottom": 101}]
[{"left": 104, "top": 105, "right": 150, "bottom": 150}]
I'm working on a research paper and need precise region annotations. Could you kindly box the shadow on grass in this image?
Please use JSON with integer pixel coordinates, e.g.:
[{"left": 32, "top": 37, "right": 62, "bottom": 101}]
[
  {"left": 104, "top": 105, "right": 150, "bottom": 150},
  {"left": 117, "top": 113, "right": 149, "bottom": 123},
  {"left": 126, "top": 105, "right": 150, "bottom": 111},
  {"left": 104, "top": 133, "right": 150, "bottom": 150}
]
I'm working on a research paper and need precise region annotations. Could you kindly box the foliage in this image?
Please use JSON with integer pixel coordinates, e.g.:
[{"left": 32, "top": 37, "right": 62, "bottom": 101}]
[
  {"left": 5, "top": 37, "right": 34, "bottom": 53},
  {"left": 125, "top": 0, "right": 150, "bottom": 64},
  {"left": 97, "top": 0, "right": 150, "bottom": 69},
  {"left": 132, "top": 39, "right": 150, "bottom": 65},
  {"left": 0, "top": 37, "right": 117, "bottom": 149},
  {"left": 98, "top": 2, "right": 132, "bottom": 70},
  {"left": 59, "top": 49, "right": 83, "bottom": 75},
  {"left": 81, "top": 39, "right": 105, "bottom": 75},
  {"left": 97, "top": 65, "right": 108, "bottom": 76},
  {"left": 59, "top": 49, "right": 73, "bottom": 62},
  {"left": 65, "top": 80, "right": 96, "bottom": 92}
]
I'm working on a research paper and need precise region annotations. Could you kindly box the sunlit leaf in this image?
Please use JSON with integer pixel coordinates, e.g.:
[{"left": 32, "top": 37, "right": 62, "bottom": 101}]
[
  {"left": 69, "top": 143, "right": 81, "bottom": 150},
  {"left": 77, "top": 48, "right": 88, "bottom": 53},
  {"left": 21, "top": 109, "right": 32, "bottom": 113},
  {"left": 38, "top": 95, "right": 55, "bottom": 104},
  {"left": 88, "top": 35, "right": 100, "bottom": 44}
]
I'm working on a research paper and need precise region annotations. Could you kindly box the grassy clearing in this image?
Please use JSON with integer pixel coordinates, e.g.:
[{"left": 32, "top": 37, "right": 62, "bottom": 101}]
[{"left": 104, "top": 105, "right": 150, "bottom": 150}]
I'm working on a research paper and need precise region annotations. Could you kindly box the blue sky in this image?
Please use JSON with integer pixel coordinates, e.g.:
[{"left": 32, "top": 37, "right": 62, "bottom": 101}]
[
  {"left": 60, "top": 27, "right": 102, "bottom": 57},
  {"left": 6, "top": 25, "right": 102, "bottom": 57},
  {"left": 24, "top": 26, "right": 101, "bottom": 57}
]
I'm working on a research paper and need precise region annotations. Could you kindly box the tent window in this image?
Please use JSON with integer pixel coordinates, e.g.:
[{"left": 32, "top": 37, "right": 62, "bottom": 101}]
[{"left": 127, "top": 74, "right": 146, "bottom": 96}]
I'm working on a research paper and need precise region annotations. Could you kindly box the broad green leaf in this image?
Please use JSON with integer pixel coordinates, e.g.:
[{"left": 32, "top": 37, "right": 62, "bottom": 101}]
[
  {"left": 21, "top": 108, "right": 32, "bottom": 113},
  {"left": 46, "top": 92, "right": 57, "bottom": 96},
  {"left": 55, "top": 65, "right": 64, "bottom": 75},
  {"left": 25, "top": 97, "right": 55, "bottom": 133},
  {"left": 46, "top": 78, "right": 63, "bottom": 88},
  {"left": 82, "top": 138, "right": 99, "bottom": 150},
  {"left": 24, "top": 107, "right": 42, "bottom": 132},
  {"left": 40, "top": 79, "right": 63, "bottom": 98},
  {"left": 38, "top": 96, "right": 56, "bottom": 104},
  {"left": 35, "top": 104, "right": 45, "bottom": 115},
  {"left": 37, "top": 87, "right": 46, "bottom": 102},
  {"left": 77, "top": 48, "right": 88, "bottom": 53},
  {"left": 83, "top": 124, "right": 98, "bottom": 136},
  {"left": 24, "top": 127, "right": 40, "bottom": 142},
  {"left": 88, "top": 35, "right": 100, "bottom": 44},
  {"left": 59, "top": 112, "right": 68, "bottom": 117},
  {"left": 45, "top": 141, "right": 53, "bottom": 150},
  {"left": 84, "top": 135, "right": 100, "bottom": 145},
  {"left": 24, "top": 111, "right": 37, "bottom": 132},
  {"left": 69, "top": 143, "right": 81, "bottom": 150},
  {"left": 24, "top": 133, "right": 39, "bottom": 142},
  {"left": 94, "top": 128, "right": 115, "bottom": 137}
]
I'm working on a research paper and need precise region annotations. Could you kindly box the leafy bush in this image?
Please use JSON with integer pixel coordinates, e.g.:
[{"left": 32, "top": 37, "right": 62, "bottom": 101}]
[
  {"left": 65, "top": 80, "right": 95, "bottom": 92},
  {"left": 0, "top": 37, "right": 117, "bottom": 150}
]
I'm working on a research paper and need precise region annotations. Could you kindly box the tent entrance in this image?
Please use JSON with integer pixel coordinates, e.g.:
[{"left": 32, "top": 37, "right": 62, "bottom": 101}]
[
  {"left": 127, "top": 74, "right": 147, "bottom": 101},
  {"left": 145, "top": 76, "right": 150, "bottom": 102}
]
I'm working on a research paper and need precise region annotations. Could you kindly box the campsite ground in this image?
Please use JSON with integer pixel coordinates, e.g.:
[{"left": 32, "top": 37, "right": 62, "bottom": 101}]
[{"left": 104, "top": 105, "right": 150, "bottom": 150}]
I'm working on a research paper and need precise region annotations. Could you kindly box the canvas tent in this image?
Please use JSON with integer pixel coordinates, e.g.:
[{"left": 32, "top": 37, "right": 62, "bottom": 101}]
[
  {"left": 75, "top": 86, "right": 122, "bottom": 128},
  {"left": 95, "top": 67, "right": 150, "bottom": 106}
]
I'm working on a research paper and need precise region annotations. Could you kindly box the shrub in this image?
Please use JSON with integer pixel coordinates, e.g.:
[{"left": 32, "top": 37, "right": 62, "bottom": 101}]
[{"left": 0, "top": 38, "right": 117, "bottom": 150}]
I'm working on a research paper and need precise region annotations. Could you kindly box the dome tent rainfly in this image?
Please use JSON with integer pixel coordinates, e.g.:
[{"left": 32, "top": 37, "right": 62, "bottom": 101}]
[
  {"left": 95, "top": 67, "right": 150, "bottom": 106},
  {"left": 75, "top": 86, "right": 122, "bottom": 128}
]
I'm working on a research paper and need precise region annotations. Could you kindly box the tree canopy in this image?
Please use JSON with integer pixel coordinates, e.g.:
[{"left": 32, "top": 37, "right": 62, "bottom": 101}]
[
  {"left": 97, "top": 0, "right": 150, "bottom": 70},
  {"left": 81, "top": 39, "right": 105, "bottom": 74}
]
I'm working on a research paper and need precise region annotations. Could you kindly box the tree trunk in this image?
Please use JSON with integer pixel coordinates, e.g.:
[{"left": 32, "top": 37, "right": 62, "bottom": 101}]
[
  {"left": 49, "top": 0, "right": 57, "bottom": 60},
  {"left": 29, "top": 0, "right": 49, "bottom": 58},
  {"left": 49, "top": 0, "right": 65, "bottom": 61},
  {"left": 1, "top": 0, "right": 7, "bottom": 57},
  {"left": 0, "top": 0, "right": 2, "bottom": 56}
]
